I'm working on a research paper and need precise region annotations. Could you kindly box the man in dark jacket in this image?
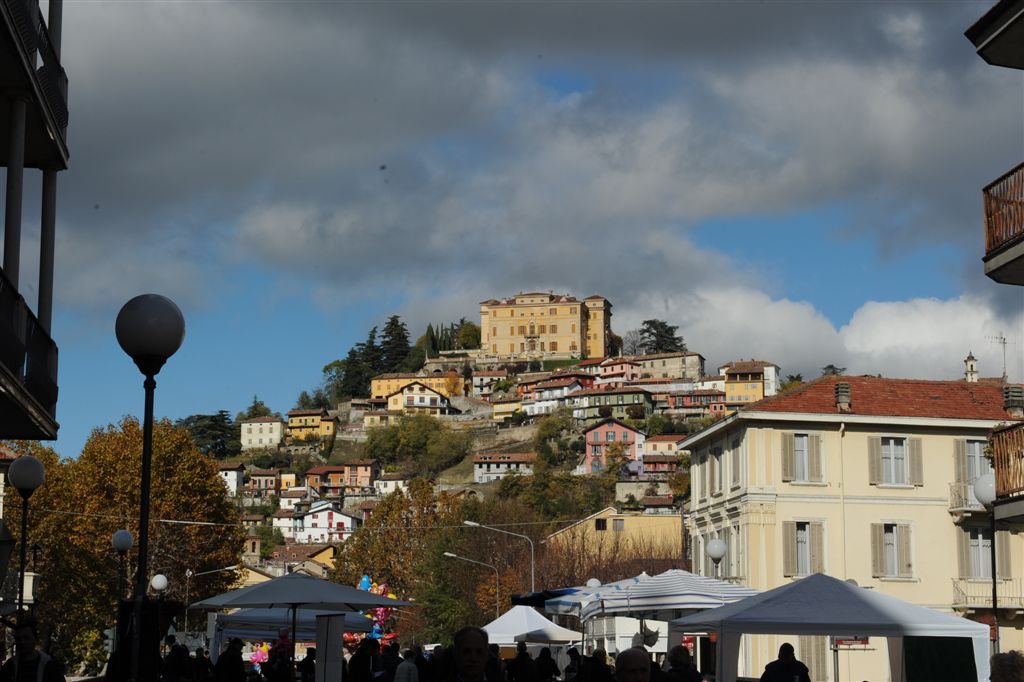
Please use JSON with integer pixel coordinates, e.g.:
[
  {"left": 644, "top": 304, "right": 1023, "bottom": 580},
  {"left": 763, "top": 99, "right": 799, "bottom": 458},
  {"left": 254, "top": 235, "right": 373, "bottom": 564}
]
[
  {"left": 505, "top": 642, "right": 537, "bottom": 682},
  {"left": 0, "top": 619, "right": 65, "bottom": 682},
  {"left": 212, "top": 638, "right": 245, "bottom": 682},
  {"left": 759, "top": 643, "right": 810, "bottom": 682}
]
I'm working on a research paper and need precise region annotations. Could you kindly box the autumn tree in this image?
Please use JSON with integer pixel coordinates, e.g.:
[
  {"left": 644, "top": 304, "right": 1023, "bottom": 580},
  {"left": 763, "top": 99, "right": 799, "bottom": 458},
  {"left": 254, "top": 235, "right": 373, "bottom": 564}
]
[{"left": 3, "top": 418, "right": 244, "bottom": 673}]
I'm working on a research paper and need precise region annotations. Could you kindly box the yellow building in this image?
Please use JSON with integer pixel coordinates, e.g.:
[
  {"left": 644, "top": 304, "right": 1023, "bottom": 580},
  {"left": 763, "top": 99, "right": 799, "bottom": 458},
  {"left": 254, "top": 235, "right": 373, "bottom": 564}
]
[
  {"left": 286, "top": 408, "right": 337, "bottom": 441},
  {"left": 546, "top": 506, "right": 682, "bottom": 557},
  {"left": 491, "top": 395, "right": 522, "bottom": 423},
  {"left": 684, "top": 375, "right": 1024, "bottom": 681},
  {"left": 479, "top": 292, "right": 612, "bottom": 360},
  {"left": 719, "top": 359, "right": 781, "bottom": 407},
  {"left": 370, "top": 372, "right": 464, "bottom": 400},
  {"left": 386, "top": 382, "right": 459, "bottom": 416}
]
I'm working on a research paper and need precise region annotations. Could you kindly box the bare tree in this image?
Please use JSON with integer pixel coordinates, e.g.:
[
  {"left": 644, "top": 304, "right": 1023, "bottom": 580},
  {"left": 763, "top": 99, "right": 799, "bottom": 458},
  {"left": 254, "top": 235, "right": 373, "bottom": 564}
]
[{"left": 622, "top": 329, "right": 644, "bottom": 356}]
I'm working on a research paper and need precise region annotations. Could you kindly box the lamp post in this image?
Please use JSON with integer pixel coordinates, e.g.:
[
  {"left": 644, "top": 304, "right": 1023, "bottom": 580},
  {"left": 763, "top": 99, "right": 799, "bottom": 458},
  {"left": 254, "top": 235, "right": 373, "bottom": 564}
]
[
  {"left": 974, "top": 473, "right": 999, "bottom": 654},
  {"left": 112, "top": 530, "right": 134, "bottom": 600},
  {"left": 8, "top": 455, "right": 44, "bottom": 613},
  {"left": 116, "top": 294, "right": 185, "bottom": 682},
  {"left": 444, "top": 552, "right": 500, "bottom": 619},
  {"left": 464, "top": 520, "right": 535, "bottom": 593},
  {"left": 706, "top": 538, "right": 727, "bottom": 581}
]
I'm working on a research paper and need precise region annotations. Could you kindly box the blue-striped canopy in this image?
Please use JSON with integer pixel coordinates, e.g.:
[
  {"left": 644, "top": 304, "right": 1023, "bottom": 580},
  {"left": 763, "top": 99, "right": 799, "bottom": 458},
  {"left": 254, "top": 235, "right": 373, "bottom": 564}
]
[{"left": 578, "top": 569, "right": 757, "bottom": 620}]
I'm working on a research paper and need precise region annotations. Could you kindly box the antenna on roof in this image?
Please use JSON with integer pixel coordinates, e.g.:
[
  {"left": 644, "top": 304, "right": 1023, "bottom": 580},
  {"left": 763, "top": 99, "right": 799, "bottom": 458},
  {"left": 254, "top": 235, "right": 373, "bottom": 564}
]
[{"left": 987, "top": 333, "right": 1014, "bottom": 382}]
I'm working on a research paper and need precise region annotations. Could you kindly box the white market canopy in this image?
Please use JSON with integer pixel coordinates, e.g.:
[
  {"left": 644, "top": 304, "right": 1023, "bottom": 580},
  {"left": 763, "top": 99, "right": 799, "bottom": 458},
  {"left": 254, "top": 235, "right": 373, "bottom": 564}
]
[
  {"left": 669, "top": 573, "right": 990, "bottom": 682},
  {"left": 484, "top": 605, "right": 583, "bottom": 644},
  {"left": 578, "top": 569, "right": 758, "bottom": 620},
  {"left": 544, "top": 573, "right": 652, "bottom": 616}
]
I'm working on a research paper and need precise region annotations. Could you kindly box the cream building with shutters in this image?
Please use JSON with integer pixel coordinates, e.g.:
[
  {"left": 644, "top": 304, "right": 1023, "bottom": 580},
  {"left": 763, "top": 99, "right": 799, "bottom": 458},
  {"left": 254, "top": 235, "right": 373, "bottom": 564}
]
[{"left": 683, "top": 374, "right": 1024, "bottom": 682}]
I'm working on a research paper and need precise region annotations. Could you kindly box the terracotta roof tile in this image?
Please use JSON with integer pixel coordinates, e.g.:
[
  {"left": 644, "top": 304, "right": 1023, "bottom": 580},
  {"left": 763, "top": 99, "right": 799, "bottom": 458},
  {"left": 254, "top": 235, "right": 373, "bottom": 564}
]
[
  {"left": 746, "top": 375, "right": 1016, "bottom": 420},
  {"left": 640, "top": 495, "right": 675, "bottom": 506},
  {"left": 642, "top": 454, "right": 681, "bottom": 463},
  {"left": 473, "top": 452, "right": 537, "bottom": 464},
  {"left": 241, "top": 416, "right": 284, "bottom": 424},
  {"left": 645, "top": 434, "right": 687, "bottom": 443}
]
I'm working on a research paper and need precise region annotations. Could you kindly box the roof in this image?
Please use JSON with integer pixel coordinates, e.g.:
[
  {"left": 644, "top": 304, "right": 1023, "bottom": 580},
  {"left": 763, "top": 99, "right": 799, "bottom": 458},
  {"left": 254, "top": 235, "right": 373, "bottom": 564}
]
[
  {"left": 241, "top": 416, "right": 284, "bottom": 424},
  {"left": 577, "top": 358, "right": 606, "bottom": 367},
  {"left": 343, "top": 459, "right": 378, "bottom": 467},
  {"left": 533, "top": 377, "right": 581, "bottom": 391},
  {"left": 240, "top": 513, "right": 265, "bottom": 522},
  {"left": 646, "top": 434, "right": 687, "bottom": 443},
  {"left": 584, "top": 295, "right": 607, "bottom": 300},
  {"left": 272, "top": 508, "right": 296, "bottom": 518},
  {"left": 628, "top": 351, "right": 701, "bottom": 361},
  {"left": 602, "top": 358, "right": 640, "bottom": 366},
  {"left": 474, "top": 370, "right": 508, "bottom": 377},
  {"left": 386, "top": 382, "right": 446, "bottom": 398},
  {"left": 572, "top": 386, "right": 652, "bottom": 398},
  {"left": 270, "top": 543, "right": 336, "bottom": 564},
  {"left": 473, "top": 452, "right": 538, "bottom": 464},
  {"left": 674, "top": 389, "right": 726, "bottom": 397},
  {"left": 723, "top": 360, "right": 778, "bottom": 374},
  {"left": 357, "top": 500, "right": 378, "bottom": 511},
  {"left": 640, "top": 495, "right": 676, "bottom": 506},
  {"left": 745, "top": 375, "right": 1017, "bottom": 421},
  {"left": 365, "top": 410, "right": 402, "bottom": 416},
  {"left": 371, "top": 373, "right": 420, "bottom": 380},
  {"left": 699, "top": 375, "right": 725, "bottom": 382},
  {"left": 305, "top": 465, "right": 347, "bottom": 475},
  {"left": 249, "top": 468, "right": 279, "bottom": 477},
  {"left": 642, "top": 454, "right": 681, "bottom": 463},
  {"left": 218, "top": 463, "right": 244, "bottom": 471},
  {"left": 280, "top": 488, "right": 307, "bottom": 498},
  {"left": 287, "top": 409, "right": 326, "bottom": 417},
  {"left": 379, "top": 472, "right": 409, "bottom": 481},
  {"left": 583, "top": 418, "right": 646, "bottom": 435}
]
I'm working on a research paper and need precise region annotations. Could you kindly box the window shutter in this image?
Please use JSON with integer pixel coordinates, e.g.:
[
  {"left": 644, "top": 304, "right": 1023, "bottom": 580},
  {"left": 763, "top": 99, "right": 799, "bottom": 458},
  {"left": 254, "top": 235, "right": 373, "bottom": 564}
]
[
  {"left": 997, "top": 530, "right": 1012, "bottom": 579},
  {"left": 868, "top": 437, "right": 882, "bottom": 485},
  {"left": 909, "top": 438, "right": 924, "bottom": 486},
  {"left": 810, "top": 522, "right": 825, "bottom": 574},
  {"left": 782, "top": 521, "right": 797, "bottom": 577},
  {"left": 897, "top": 525, "right": 913, "bottom": 578},
  {"left": 781, "top": 432, "right": 795, "bottom": 482},
  {"left": 957, "top": 529, "right": 970, "bottom": 579},
  {"left": 809, "top": 434, "right": 823, "bottom": 483},
  {"left": 798, "top": 636, "right": 827, "bottom": 682},
  {"left": 731, "top": 445, "right": 740, "bottom": 486},
  {"left": 870, "top": 524, "right": 884, "bottom": 577},
  {"left": 954, "top": 439, "right": 967, "bottom": 483}
]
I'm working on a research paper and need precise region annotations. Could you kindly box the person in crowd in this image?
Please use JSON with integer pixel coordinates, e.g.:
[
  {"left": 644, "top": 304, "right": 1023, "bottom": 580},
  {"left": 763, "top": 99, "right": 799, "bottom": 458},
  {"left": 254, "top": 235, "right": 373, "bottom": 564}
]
[
  {"left": 430, "top": 645, "right": 448, "bottom": 682},
  {"left": 583, "top": 649, "right": 614, "bottom": 682},
  {"left": 485, "top": 643, "right": 505, "bottom": 682},
  {"left": 382, "top": 643, "right": 402, "bottom": 682},
  {"left": 193, "top": 647, "right": 213, "bottom": 681},
  {"left": 264, "top": 629, "right": 293, "bottom": 682},
  {"left": 564, "top": 648, "right": 581, "bottom": 682},
  {"left": 161, "top": 643, "right": 192, "bottom": 682},
  {"left": 991, "top": 651, "right": 1024, "bottom": 682},
  {"left": 535, "top": 648, "right": 559, "bottom": 682},
  {"left": 350, "top": 638, "right": 382, "bottom": 682},
  {"left": 663, "top": 646, "right": 699, "bottom": 682},
  {"left": 297, "top": 648, "right": 317, "bottom": 682},
  {"left": 0, "top": 618, "right": 64, "bottom": 682},
  {"left": 759, "top": 643, "right": 810, "bottom": 682},
  {"left": 614, "top": 649, "right": 650, "bottom": 682},
  {"left": 506, "top": 642, "right": 537, "bottom": 682},
  {"left": 396, "top": 647, "right": 421, "bottom": 682},
  {"left": 449, "top": 627, "right": 489, "bottom": 682},
  {"left": 212, "top": 638, "right": 245, "bottom": 682}
]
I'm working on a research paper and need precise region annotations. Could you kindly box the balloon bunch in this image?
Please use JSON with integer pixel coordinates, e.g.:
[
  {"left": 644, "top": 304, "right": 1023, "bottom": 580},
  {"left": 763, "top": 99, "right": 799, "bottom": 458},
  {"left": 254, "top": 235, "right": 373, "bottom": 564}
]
[
  {"left": 249, "top": 642, "right": 270, "bottom": 673},
  {"left": 345, "top": 574, "right": 399, "bottom": 646}
]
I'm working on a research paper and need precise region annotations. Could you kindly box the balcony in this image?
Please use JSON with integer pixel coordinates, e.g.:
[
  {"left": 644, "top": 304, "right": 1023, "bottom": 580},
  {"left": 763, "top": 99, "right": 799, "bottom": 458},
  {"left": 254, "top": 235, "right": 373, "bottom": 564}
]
[
  {"left": 0, "top": 268, "right": 57, "bottom": 439},
  {"left": 982, "top": 162, "right": 1024, "bottom": 284},
  {"left": 991, "top": 421, "right": 1024, "bottom": 522},
  {"left": 0, "top": 0, "right": 69, "bottom": 169},
  {"left": 949, "top": 482, "right": 985, "bottom": 514},
  {"left": 952, "top": 577, "right": 1024, "bottom": 611}
]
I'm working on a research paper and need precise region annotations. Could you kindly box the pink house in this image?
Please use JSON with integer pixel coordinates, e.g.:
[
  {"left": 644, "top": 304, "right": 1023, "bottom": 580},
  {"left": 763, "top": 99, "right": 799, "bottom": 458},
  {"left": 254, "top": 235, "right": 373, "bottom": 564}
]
[
  {"left": 583, "top": 418, "right": 647, "bottom": 474},
  {"left": 598, "top": 358, "right": 642, "bottom": 387}
]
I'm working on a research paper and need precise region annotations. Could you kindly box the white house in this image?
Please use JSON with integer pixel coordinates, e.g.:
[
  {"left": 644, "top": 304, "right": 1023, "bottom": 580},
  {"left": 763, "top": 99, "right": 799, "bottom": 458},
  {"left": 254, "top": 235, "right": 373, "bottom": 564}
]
[
  {"left": 279, "top": 486, "right": 318, "bottom": 511},
  {"left": 271, "top": 508, "right": 295, "bottom": 540},
  {"left": 293, "top": 500, "right": 361, "bottom": 543},
  {"left": 218, "top": 463, "right": 244, "bottom": 496},
  {"left": 473, "top": 452, "right": 537, "bottom": 483},
  {"left": 472, "top": 370, "right": 508, "bottom": 398},
  {"left": 240, "top": 417, "right": 285, "bottom": 450},
  {"left": 523, "top": 378, "right": 581, "bottom": 416},
  {"left": 374, "top": 473, "right": 410, "bottom": 496}
]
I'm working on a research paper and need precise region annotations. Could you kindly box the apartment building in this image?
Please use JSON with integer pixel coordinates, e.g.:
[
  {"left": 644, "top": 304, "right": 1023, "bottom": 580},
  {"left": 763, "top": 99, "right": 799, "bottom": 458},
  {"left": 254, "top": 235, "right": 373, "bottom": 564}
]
[
  {"left": 472, "top": 452, "right": 537, "bottom": 483},
  {"left": 370, "top": 372, "right": 464, "bottom": 400},
  {"left": 478, "top": 292, "right": 612, "bottom": 360},
  {"left": 627, "top": 352, "right": 706, "bottom": 380},
  {"left": 719, "top": 360, "right": 780, "bottom": 407},
  {"left": 1, "top": 0, "right": 69, "bottom": 441},
  {"left": 684, "top": 374, "right": 1024, "bottom": 681},
  {"left": 240, "top": 417, "right": 285, "bottom": 450}
]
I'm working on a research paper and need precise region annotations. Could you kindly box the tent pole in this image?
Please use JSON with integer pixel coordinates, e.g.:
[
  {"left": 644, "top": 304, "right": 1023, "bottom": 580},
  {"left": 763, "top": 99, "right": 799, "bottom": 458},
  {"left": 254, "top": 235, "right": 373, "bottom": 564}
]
[
  {"left": 291, "top": 605, "right": 298, "bottom": 682},
  {"left": 832, "top": 639, "right": 839, "bottom": 682}
]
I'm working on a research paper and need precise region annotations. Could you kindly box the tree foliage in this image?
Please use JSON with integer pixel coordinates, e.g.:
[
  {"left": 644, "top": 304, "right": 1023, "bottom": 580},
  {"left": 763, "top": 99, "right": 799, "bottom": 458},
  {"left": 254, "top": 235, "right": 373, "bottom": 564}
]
[
  {"left": 3, "top": 419, "right": 243, "bottom": 673},
  {"left": 363, "top": 415, "right": 473, "bottom": 476},
  {"left": 781, "top": 373, "right": 804, "bottom": 391},
  {"left": 820, "top": 364, "right": 846, "bottom": 376},
  {"left": 235, "top": 395, "right": 276, "bottom": 422},
  {"left": 638, "top": 319, "right": 686, "bottom": 354},
  {"left": 621, "top": 329, "right": 644, "bottom": 356},
  {"left": 176, "top": 410, "right": 240, "bottom": 460},
  {"left": 380, "top": 315, "right": 411, "bottom": 373}
]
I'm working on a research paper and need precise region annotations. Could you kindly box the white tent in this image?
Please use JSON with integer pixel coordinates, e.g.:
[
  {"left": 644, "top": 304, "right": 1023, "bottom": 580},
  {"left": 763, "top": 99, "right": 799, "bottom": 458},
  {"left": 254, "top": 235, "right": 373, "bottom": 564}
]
[
  {"left": 579, "top": 569, "right": 758, "bottom": 620},
  {"left": 669, "top": 573, "right": 990, "bottom": 682},
  {"left": 484, "top": 605, "right": 583, "bottom": 644}
]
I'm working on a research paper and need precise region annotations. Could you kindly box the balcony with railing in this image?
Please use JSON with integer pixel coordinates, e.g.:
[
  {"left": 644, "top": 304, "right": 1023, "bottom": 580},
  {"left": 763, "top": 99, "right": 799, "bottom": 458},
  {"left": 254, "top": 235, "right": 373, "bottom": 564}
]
[
  {"left": 983, "top": 162, "right": 1024, "bottom": 284},
  {"left": 1, "top": 0, "right": 69, "bottom": 168},
  {"left": 992, "top": 420, "right": 1024, "bottom": 499},
  {"left": 952, "top": 577, "right": 1024, "bottom": 610},
  {"left": 949, "top": 481, "right": 985, "bottom": 514},
  {"left": 0, "top": 268, "right": 57, "bottom": 439}
]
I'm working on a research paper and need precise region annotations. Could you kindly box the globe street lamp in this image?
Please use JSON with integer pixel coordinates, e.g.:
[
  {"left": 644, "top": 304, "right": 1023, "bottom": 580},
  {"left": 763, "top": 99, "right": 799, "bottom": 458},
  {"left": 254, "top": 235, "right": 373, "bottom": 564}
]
[
  {"left": 707, "top": 538, "right": 727, "bottom": 582},
  {"left": 973, "top": 473, "right": 999, "bottom": 654},
  {"left": 112, "top": 529, "right": 134, "bottom": 600},
  {"left": 8, "top": 455, "right": 44, "bottom": 613},
  {"left": 444, "top": 553, "right": 500, "bottom": 619},
  {"left": 116, "top": 294, "right": 185, "bottom": 682},
  {"left": 464, "top": 520, "right": 535, "bottom": 593}
]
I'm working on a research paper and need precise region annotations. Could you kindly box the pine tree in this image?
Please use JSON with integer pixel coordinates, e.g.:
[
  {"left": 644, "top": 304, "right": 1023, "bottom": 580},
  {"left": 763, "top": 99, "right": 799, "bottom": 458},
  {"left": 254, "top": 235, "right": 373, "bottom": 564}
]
[
  {"left": 360, "top": 327, "right": 382, "bottom": 375},
  {"left": 380, "top": 315, "right": 411, "bottom": 372},
  {"left": 638, "top": 319, "right": 686, "bottom": 354}
]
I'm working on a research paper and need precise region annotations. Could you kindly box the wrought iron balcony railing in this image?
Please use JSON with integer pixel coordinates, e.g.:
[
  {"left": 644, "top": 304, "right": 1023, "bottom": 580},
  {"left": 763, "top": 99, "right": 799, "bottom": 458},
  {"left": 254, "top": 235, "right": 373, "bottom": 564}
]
[
  {"left": 984, "top": 162, "right": 1024, "bottom": 257},
  {"left": 948, "top": 481, "right": 985, "bottom": 513},
  {"left": 0, "top": 268, "right": 58, "bottom": 419},
  {"left": 991, "top": 421, "right": 1024, "bottom": 500}
]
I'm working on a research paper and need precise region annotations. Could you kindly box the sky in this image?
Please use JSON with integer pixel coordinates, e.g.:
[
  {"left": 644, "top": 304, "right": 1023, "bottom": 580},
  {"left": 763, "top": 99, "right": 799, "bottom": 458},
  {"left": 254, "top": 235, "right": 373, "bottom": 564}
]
[{"left": 9, "top": 0, "right": 1024, "bottom": 458}]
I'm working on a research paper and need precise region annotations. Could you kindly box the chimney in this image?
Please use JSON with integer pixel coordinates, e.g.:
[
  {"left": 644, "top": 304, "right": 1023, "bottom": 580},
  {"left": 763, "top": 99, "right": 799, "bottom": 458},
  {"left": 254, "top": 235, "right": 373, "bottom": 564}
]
[
  {"left": 964, "top": 351, "right": 978, "bottom": 383},
  {"left": 1004, "top": 385, "right": 1024, "bottom": 419},
  {"left": 835, "top": 382, "right": 852, "bottom": 413}
]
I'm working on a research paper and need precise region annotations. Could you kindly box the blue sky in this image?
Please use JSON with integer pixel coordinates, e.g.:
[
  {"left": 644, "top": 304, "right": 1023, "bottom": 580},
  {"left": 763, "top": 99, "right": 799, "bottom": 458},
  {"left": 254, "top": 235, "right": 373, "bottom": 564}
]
[{"left": 31, "top": 1, "right": 1024, "bottom": 458}]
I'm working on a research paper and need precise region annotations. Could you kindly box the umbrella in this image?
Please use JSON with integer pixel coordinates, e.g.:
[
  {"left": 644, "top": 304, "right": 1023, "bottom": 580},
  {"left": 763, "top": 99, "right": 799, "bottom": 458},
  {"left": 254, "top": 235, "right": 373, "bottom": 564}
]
[{"left": 192, "top": 573, "right": 411, "bottom": 675}]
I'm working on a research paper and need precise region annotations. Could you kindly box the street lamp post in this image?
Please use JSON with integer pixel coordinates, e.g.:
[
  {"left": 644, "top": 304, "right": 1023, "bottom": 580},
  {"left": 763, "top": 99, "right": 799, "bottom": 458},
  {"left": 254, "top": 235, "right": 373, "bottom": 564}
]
[
  {"left": 444, "top": 552, "right": 500, "bottom": 619},
  {"left": 706, "top": 538, "right": 727, "bottom": 581},
  {"left": 112, "top": 530, "right": 134, "bottom": 600},
  {"left": 974, "top": 473, "right": 999, "bottom": 654},
  {"left": 184, "top": 565, "right": 239, "bottom": 636},
  {"left": 8, "top": 455, "right": 44, "bottom": 613},
  {"left": 464, "top": 520, "right": 535, "bottom": 593},
  {"left": 116, "top": 294, "right": 185, "bottom": 682}
]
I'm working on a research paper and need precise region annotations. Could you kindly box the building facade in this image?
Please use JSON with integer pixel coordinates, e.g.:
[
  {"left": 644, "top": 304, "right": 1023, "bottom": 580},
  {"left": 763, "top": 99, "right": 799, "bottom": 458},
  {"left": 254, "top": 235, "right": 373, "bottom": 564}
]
[
  {"left": 286, "top": 408, "right": 337, "bottom": 442},
  {"left": 386, "top": 382, "right": 460, "bottom": 416},
  {"left": 684, "top": 375, "right": 1024, "bottom": 681},
  {"left": 240, "top": 417, "right": 285, "bottom": 450},
  {"left": 473, "top": 452, "right": 537, "bottom": 483},
  {"left": 478, "top": 292, "right": 612, "bottom": 360},
  {"left": 571, "top": 387, "right": 654, "bottom": 422},
  {"left": 370, "top": 372, "right": 465, "bottom": 400},
  {"left": 719, "top": 360, "right": 781, "bottom": 407},
  {"left": 583, "top": 419, "right": 647, "bottom": 474}
]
